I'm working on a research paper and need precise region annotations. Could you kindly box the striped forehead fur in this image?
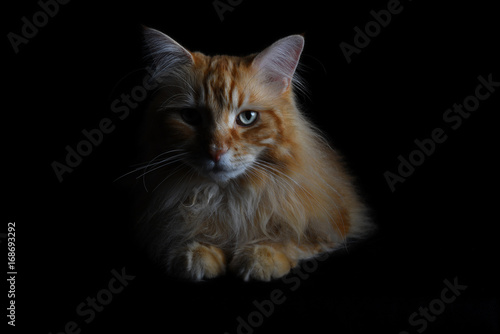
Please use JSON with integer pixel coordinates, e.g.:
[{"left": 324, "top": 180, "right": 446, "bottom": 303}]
[{"left": 143, "top": 30, "right": 307, "bottom": 111}]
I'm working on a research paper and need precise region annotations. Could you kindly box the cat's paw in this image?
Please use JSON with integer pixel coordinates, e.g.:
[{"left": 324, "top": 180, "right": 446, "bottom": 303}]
[
  {"left": 229, "top": 244, "right": 295, "bottom": 281},
  {"left": 170, "top": 242, "right": 226, "bottom": 280}
]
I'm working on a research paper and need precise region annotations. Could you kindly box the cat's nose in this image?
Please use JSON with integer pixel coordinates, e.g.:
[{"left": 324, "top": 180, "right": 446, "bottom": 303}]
[{"left": 209, "top": 147, "right": 228, "bottom": 163}]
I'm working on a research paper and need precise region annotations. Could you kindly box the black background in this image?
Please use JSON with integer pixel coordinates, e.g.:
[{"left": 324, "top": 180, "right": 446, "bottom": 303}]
[{"left": 4, "top": 0, "right": 499, "bottom": 333}]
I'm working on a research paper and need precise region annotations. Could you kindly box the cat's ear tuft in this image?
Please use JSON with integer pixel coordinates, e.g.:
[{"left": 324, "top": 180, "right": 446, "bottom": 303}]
[
  {"left": 252, "top": 35, "right": 304, "bottom": 93},
  {"left": 142, "top": 26, "right": 194, "bottom": 79}
]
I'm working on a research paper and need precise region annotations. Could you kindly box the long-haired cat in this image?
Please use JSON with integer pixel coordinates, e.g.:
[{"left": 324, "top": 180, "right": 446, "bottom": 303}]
[{"left": 133, "top": 27, "right": 372, "bottom": 281}]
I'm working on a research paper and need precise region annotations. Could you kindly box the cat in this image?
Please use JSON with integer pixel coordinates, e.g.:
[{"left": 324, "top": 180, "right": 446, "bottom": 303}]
[{"left": 132, "top": 26, "right": 373, "bottom": 281}]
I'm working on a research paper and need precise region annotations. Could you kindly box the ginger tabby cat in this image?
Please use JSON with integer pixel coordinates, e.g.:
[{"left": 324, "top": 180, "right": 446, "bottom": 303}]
[{"left": 133, "top": 27, "right": 372, "bottom": 281}]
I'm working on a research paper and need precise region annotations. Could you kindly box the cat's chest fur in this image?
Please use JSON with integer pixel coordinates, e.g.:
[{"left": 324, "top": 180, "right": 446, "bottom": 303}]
[{"left": 168, "top": 181, "right": 268, "bottom": 245}]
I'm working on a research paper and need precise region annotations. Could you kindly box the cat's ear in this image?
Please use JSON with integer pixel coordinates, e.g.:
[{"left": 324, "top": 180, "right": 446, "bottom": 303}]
[
  {"left": 252, "top": 35, "right": 304, "bottom": 93},
  {"left": 142, "top": 26, "right": 194, "bottom": 78}
]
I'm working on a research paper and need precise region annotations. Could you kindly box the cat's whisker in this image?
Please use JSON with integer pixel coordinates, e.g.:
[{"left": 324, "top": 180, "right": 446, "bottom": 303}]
[
  {"left": 140, "top": 156, "right": 189, "bottom": 192},
  {"left": 114, "top": 150, "right": 188, "bottom": 182},
  {"left": 139, "top": 152, "right": 189, "bottom": 174},
  {"left": 252, "top": 161, "right": 295, "bottom": 193},
  {"left": 151, "top": 160, "right": 193, "bottom": 193},
  {"left": 138, "top": 157, "right": 186, "bottom": 180},
  {"left": 242, "top": 164, "right": 268, "bottom": 186},
  {"left": 131, "top": 149, "right": 187, "bottom": 168}
]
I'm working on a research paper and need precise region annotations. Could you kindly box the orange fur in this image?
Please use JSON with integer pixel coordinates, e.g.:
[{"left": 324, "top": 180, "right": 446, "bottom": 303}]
[{"left": 135, "top": 27, "right": 373, "bottom": 281}]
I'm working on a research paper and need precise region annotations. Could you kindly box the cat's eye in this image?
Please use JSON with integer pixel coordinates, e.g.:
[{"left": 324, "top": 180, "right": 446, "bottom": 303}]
[
  {"left": 180, "top": 108, "right": 202, "bottom": 125},
  {"left": 236, "top": 110, "right": 259, "bottom": 126}
]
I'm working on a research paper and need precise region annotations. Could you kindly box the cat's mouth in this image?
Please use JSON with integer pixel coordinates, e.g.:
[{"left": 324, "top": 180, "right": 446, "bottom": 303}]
[
  {"left": 211, "top": 164, "right": 226, "bottom": 173},
  {"left": 196, "top": 159, "right": 247, "bottom": 183},
  {"left": 206, "top": 165, "right": 245, "bottom": 183}
]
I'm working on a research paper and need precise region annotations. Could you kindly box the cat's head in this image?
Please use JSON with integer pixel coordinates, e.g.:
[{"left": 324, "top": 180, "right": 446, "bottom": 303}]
[{"left": 142, "top": 27, "right": 306, "bottom": 184}]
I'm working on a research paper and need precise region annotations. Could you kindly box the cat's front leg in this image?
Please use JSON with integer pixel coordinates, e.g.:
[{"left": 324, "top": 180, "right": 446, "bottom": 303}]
[
  {"left": 168, "top": 241, "right": 226, "bottom": 280},
  {"left": 229, "top": 243, "right": 298, "bottom": 281}
]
